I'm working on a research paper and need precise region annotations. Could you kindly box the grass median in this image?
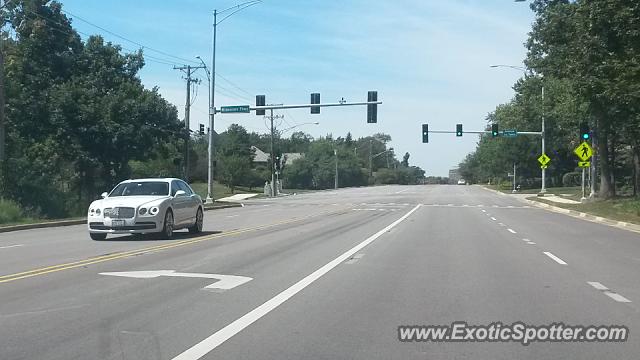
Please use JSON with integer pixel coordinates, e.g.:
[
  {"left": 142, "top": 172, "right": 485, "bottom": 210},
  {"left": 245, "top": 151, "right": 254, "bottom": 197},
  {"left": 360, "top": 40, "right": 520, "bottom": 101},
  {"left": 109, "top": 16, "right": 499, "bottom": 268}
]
[{"left": 529, "top": 196, "right": 640, "bottom": 225}]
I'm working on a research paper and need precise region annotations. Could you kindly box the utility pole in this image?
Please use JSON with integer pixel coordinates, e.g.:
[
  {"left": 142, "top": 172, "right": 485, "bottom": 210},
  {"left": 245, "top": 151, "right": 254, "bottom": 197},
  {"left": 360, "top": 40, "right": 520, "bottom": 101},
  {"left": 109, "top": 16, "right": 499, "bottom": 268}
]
[
  {"left": 264, "top": 107, "right": 283, "bottom": 197},
  {"left": 0, "top": 0, "right": 8, "bottom": 174},
  {"left": 174, "top": 64, "right": 205, "bottom": 182},
  {"left": 335, "top": 152, "right": 339, "bottom": 189},
  {"left": 369, "top": 139, "right": 373, "bottom": 177}
]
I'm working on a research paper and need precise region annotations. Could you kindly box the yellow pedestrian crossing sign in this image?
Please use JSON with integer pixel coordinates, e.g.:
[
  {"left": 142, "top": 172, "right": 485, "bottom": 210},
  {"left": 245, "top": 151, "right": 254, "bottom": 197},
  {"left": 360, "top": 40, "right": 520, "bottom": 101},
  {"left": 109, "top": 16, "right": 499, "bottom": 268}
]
[
  {"left": 574, "top": 141, "right": 593, "bottom": 161},
  {"left": 538, "top": 153, "right": 551, "bottom": 166},
  {"left": 578, "top": 161, "right": 590, "bottom": 168}
]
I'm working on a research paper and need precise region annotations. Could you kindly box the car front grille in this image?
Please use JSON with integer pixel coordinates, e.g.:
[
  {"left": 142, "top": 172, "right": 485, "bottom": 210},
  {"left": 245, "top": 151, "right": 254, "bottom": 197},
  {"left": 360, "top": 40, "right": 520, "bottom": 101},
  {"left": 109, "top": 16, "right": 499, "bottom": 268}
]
[{"left": 104, "top": 207, "right": 135, "bottom": 219}]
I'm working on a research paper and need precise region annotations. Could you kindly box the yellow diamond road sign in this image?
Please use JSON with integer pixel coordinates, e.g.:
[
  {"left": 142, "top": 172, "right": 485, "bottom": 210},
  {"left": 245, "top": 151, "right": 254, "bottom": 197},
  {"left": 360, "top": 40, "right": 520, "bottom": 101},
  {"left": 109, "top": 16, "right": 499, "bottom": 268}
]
[
  {"left": 538, "top": 153, "right": 551, "bottom": 166},
  {"left": 578, "top": 161, "right": 590, "bottom": 168},
  {"left": 574, "top": 141, "right": 593, "bottom": 161}
]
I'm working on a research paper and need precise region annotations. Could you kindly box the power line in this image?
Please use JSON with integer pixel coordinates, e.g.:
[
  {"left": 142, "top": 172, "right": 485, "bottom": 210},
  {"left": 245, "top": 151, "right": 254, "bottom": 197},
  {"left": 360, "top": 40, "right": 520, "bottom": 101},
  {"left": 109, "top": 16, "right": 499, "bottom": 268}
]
[
  {"left": 22, "top": 8, "right": 182, "bottom": 66},
  {"left": 60, "top": 8, "right": 199, "bottom": 66}
]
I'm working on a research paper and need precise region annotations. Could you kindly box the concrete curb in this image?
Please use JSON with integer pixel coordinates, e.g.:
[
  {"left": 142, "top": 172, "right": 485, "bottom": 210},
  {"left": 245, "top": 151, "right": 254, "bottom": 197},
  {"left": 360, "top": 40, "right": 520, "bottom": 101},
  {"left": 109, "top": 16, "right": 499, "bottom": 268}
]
[
  {"left": 0, "top": 203, "right": 244, "bottom": 234},
  {"left": 481, "top": 185, "right": 640, "bottom": 234},
  {"left": 523, "top": 197, "right": 640, "bottom": 234},
  {"left": 0, "top": 219, "right": 86, "bottom": 233}
]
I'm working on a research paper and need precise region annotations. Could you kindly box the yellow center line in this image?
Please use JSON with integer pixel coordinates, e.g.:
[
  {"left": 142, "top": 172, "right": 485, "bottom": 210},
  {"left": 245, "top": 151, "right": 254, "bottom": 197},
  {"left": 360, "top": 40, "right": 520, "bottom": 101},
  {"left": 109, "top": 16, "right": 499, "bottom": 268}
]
[{"left": 0, "top": 208, "right": 347, "bottom": 284}]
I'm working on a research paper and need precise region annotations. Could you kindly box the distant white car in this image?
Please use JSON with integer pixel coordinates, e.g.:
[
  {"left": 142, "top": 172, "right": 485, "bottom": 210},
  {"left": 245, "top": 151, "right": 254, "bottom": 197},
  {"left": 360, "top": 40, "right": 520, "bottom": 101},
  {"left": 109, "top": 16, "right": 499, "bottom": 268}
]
[
  {"left": 457, "top": 179, "right": 467, "bottom": 185},
  {"left": 87, "top": 178, "right": 203, "bottom": 240}
]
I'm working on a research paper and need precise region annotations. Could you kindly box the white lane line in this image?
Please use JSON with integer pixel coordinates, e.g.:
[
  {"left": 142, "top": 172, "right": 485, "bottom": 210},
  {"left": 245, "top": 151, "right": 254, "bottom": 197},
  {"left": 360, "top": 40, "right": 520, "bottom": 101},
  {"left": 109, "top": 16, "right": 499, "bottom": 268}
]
[
  {"left": 0, "top": 244, "right": 23, "bottom": 249},
  {"left": 527, "top": 242, "right": 536, "bottom": 245},
  {"left": 588, "top": 282, "right": 632, "bottom": 303},
  {"left": 604, "top": 292, "right": 632, "bottom": 303},
  {"left": 171, "top": 204, "right": 422, "bottom": 360},
  {"left": 490, "top": 217, "right": 497, "bottom": 221},
  {"left": 522, "top": 238, "right": 530, "bottom": 242},
  {"left": 226, "top": 215, "right": 239, "bottom": 218},
  {"left": 543, "top": 252, "right": 568, "bottom": 265},
  {"left": 507, "top": 228, "right": 517, "bottom": 234},
  {"left": 498, "top": 223, "right": 506, "bottom": 227},
  {"left": 588, "top": 282, "right": 609, "bottom": 291},
  {"left": 394, "top": 189, "right": 410, "bottom": 194},
  {"left": 481, "top": 209, "right": 486, "bottom": 213}
]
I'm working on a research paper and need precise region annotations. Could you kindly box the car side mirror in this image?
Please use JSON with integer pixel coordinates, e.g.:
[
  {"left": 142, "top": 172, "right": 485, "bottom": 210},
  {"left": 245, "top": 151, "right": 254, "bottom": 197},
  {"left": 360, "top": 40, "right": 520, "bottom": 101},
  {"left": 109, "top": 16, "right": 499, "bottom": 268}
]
[
  {"left": 174, "top": 190, "right": 186, "bottom": 197},
  {"left": 101, "top": 192, "right": 108, "bottom": 199}
]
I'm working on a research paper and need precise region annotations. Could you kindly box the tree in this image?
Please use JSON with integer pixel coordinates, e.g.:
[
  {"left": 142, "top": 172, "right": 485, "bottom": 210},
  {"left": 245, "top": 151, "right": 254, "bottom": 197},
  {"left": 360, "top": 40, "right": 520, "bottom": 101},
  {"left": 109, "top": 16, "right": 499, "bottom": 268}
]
[
  {"left": 402, "top": 152, "right": 410, "bottom": 167},
  {"left": 217, "top": 124, "right": 254, "bottom": 193}
]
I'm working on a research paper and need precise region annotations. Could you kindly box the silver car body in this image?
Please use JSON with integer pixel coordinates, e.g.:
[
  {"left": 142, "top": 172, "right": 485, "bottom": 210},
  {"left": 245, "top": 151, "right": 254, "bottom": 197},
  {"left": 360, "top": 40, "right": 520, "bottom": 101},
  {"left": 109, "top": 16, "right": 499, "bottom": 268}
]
[{"left": 87, "top": 178, "right": 203, "bottom": 236}]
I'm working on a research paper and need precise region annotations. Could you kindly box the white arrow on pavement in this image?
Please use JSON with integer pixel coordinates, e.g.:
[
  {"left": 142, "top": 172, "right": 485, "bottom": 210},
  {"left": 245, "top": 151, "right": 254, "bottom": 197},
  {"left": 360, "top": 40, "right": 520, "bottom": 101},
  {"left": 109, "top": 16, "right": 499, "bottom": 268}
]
[{"left": 99, "top": 270, "right": 252, "bottom": 290}]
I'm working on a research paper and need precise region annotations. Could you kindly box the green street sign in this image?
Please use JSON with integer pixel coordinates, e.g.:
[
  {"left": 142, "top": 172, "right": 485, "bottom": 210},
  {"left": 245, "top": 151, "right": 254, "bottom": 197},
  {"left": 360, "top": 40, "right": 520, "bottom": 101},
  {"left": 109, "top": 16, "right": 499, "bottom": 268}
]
[
  {"left": 502, "top": 129, "right": 518, "bottom": 137},
  {"left": 220, "top": 105, "right": 250, "bottom": 114}
]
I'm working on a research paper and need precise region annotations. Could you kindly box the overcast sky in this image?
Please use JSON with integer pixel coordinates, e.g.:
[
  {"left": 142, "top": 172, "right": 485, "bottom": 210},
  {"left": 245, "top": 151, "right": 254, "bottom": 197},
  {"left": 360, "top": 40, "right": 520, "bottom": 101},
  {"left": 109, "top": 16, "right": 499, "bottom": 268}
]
[{"left": 60, "top": 0, "right": 535, "bottom": 176}]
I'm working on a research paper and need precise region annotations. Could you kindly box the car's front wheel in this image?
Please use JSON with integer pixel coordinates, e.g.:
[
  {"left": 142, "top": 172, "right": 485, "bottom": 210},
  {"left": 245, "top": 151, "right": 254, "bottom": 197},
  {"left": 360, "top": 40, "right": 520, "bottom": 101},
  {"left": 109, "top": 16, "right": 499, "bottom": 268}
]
[
  {"left": 90, "top": 233, "right": 107, "bottom": 241},
  {"left": 159, "top": 209, "right": 174, "bottom": 239},
  {"left": 188, "top": 208, "right": 203, "bottom": 234}
]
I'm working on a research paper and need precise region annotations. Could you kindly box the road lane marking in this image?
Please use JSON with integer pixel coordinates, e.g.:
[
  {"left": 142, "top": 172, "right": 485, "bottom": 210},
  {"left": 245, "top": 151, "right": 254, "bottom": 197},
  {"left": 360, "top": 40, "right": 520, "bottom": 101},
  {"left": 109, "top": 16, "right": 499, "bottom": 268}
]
[
  {"left": 498, "top": 223, "right": 506, "bottom": 227},
  {"left": 543, "top": 252, "right": 568, "bottom": 265},
  {"left": 490, "top": 217, "right": 497, "bottom": 221},
  {"left": 522, "top": 238, "right": 530, "bottom": 242},
  {"left": 100, "top": 270, "right": 252, "bottom": 290},
  {"left": 0, "top": 208, "right": 348, "bottom": 284},
  {"left": 604, "top": 292, "right": 632, "bottom": 303},
  {"left": 527, "top": 242, "right": 536, "bottom": 245},
  {"left": 481, "top": 209, "right": 486, "bottom": 213},
  {"left": 507, "top": 228, "right": 517, "bottom": 234},
  {"left": 587, "top": 282, "right": 609, "bottom": 291},
  {"left": 171, "top": 204, "right": 422, "bottom": 360},
  {"left": 394, "top": 189, "right": 410, "bottom": 194},
  {"left": 0, "top": 244, "right": 23, "bottom": 249},
  {"left": 588, "top": 282, "right": 632, "bottom": 303}
]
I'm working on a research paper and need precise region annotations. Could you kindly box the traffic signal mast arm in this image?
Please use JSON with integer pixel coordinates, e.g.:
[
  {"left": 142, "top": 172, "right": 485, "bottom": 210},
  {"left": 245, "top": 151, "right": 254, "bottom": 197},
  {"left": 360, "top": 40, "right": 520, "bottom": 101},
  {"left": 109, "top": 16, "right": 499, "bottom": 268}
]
[
  {"left": 426, "top": 130, "right": 542, "bottom": 135},
  {"left": 215, "top": 100, "right": 383, "bottom": 114}
]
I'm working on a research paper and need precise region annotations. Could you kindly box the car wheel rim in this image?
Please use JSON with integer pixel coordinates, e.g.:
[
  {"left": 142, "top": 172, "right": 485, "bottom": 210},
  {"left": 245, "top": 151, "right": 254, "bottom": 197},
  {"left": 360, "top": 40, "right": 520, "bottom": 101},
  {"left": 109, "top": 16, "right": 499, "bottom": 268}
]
[
  {"left": 196, "top": 210, "right": 203, "bottom": 231},
  {"left": 165, "top": 212, "right": 173, "bottom": 237}
]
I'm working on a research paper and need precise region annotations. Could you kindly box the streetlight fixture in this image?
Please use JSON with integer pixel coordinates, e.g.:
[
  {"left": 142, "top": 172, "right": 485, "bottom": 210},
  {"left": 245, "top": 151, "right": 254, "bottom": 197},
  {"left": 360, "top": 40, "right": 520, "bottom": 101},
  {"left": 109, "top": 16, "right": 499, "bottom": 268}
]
[
  {"left": 206, "top": 0, "right": 262, "bottom": 204},
  {"left": 490, "top": 64, "right": 546, "bottom": 195}
]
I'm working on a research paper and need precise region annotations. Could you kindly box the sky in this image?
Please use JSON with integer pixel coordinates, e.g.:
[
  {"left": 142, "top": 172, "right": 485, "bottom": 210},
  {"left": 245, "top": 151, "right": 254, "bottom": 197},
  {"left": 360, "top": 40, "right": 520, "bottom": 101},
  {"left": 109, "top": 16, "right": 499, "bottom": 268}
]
[{"left": 59, "top": 0, "right": 535, "bottom": 177}]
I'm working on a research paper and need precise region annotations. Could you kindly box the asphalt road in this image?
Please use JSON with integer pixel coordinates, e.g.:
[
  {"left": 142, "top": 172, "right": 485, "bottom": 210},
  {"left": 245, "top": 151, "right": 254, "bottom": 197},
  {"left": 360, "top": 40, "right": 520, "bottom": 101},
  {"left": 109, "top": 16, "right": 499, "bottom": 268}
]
[{"left": 1, "top": 185, "right": 639, "bottom": 359}]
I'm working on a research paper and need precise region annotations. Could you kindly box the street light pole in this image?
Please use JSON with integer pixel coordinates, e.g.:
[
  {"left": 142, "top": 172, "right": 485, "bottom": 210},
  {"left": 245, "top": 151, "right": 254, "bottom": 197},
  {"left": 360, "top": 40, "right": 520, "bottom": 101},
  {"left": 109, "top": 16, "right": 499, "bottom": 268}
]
[
  {"left": 206, "top": 1, "right": 261, "bottom": 204},
  {"left": 206, "top": 9, "right": 217, "bottom": 204},
  {"left": 334, "top": 149, "right": 338, "bottom": 189}
]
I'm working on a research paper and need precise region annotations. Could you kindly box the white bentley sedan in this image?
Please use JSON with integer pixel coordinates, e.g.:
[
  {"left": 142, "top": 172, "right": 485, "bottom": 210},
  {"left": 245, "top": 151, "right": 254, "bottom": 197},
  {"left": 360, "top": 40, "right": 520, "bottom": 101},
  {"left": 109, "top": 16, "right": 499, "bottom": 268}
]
[{"left": 87, "top": 178, "right": 204, "bottom": 240}]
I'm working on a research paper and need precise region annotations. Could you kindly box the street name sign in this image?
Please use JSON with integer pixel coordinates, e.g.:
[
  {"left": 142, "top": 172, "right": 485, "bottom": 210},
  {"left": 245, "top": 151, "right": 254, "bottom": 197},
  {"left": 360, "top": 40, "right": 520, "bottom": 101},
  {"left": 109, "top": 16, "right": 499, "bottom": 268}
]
[
  {"left": 502, "top": 129, "right": 518, "bottom": 137},
  {"left": 220, "top": 105, "right": 250, "bottom": 114}
]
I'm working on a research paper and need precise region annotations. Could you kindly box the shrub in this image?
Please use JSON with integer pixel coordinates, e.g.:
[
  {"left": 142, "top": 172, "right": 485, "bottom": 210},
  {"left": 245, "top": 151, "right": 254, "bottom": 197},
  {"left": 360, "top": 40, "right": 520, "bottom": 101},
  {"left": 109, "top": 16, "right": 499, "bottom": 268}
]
[{"left": 0, "top": 199, "right": 25, "bottom": 224}]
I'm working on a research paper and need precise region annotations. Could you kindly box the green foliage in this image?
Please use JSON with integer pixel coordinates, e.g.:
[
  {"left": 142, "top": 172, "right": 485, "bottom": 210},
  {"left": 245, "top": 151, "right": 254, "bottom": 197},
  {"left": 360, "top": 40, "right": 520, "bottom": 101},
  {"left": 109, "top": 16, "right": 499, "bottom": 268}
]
[{"left": 0, "top": 198, "right": 25, "bottom": 224}]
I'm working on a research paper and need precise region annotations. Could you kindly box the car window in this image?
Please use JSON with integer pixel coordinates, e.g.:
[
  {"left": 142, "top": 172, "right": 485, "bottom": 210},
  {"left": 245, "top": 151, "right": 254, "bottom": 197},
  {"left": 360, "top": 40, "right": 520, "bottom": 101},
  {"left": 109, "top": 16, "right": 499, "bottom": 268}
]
[
  {"left": 170, "top": 180, "right": 180, "bottom": 196},
  {"left": 109, "top": 182, "right": 169, "bottom": 196},
  {"left": 178, "top": 181, "right": 193, "bottom": 195}
]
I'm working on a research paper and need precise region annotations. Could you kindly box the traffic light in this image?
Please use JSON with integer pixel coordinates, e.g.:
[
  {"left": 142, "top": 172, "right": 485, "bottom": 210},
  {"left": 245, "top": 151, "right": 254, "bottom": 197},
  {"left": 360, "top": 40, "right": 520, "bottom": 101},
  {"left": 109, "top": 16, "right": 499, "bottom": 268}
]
[
  {"left": 491, "top": 123, "right": 499, "bottom": 137},
  {"left": 367, "top": 91, "right": 378, "bottom": 123},
  {"left": 256, "top": 95, "right": 266, "bottom": 116},
  {"left": 456, "top": 124, "right": 463, "bottom": 137},
  {"left": 580, "top": 123, "right": 590, "bottom": 140},
  {"left": 422, "top": 124, "right": 429, "bottom": 143},
  {"left": 310, "top": 93, "right": 320, "bottom": 114},
  {"left": 199, "top": 124, "right": 205, "bottom": 135}
]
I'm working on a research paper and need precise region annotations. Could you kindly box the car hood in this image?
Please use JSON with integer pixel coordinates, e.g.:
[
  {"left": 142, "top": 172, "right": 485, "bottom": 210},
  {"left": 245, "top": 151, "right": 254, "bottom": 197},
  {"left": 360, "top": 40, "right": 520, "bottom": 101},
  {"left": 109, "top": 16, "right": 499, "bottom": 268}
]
[{"left": 91, "top": 196, "right": 170, "bottom": 209}]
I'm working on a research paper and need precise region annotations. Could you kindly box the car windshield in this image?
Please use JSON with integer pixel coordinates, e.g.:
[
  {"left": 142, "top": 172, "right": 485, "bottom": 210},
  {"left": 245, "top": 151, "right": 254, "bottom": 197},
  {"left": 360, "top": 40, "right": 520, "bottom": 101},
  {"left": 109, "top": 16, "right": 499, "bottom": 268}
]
[{"left": 108, "top": 182, "right": 169, "bottom": 197}]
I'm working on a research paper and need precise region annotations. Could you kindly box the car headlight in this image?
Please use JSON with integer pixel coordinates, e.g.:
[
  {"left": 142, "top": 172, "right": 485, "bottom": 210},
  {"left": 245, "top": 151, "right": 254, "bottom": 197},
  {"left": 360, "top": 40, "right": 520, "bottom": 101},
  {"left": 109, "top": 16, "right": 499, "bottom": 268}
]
[
  {"left": 149, "top": 207, "right": 159, "bottom": 215},
  {"left": 95, "top": 208, "right": 101, "bottom": 215},
  {"left": 139, "top": 207, "right": 147, "bottom": 215}
]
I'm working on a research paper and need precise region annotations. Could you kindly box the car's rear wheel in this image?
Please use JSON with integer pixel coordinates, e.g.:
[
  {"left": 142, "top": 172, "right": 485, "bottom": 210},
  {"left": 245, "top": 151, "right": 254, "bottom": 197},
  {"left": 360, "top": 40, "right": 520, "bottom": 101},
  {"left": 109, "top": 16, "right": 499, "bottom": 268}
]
[
  {"left": 188, "top": 208, "right": 203, "bottom": 234},
  {"left": 159, "top": 210, "right": 174, "bottom": 239},
  {"left": 90, "top": 233, "right": 107, "bottom": 241}
]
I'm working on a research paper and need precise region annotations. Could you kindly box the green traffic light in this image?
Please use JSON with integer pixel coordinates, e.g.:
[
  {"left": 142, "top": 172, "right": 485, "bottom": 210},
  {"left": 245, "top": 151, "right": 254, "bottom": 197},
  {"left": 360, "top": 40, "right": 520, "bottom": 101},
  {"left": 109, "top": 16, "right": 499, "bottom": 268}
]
[{"left": 582, "top": 133, "right": 589, "bottom": 139}]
